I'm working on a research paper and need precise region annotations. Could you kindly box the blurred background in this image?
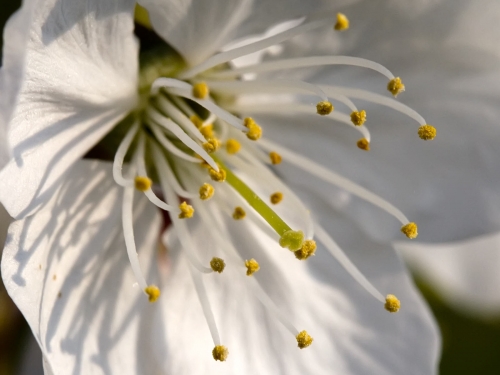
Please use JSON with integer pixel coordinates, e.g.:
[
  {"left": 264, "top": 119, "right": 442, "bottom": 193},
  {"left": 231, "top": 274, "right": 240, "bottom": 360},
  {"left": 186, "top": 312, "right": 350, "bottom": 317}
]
[{"left": 1, "top": 1, "right": 500, "bottom": 374}]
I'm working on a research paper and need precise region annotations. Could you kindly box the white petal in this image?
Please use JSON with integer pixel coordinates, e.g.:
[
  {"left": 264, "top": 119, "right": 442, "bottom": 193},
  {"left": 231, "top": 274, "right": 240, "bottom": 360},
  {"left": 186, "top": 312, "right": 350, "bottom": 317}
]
[
  {"left": 0, "top": 0, "right": 139, "bottom": 219},
  {"left": 139, "top": 0, "right": 338, "bottom": 66},
  {"left": 159, "top": 201, "right": 439, "bottom": 374},
  {"left": 0, "top": 3, "right": 33, "bottom": 168},
  {"left": 1, "top": 160, "right": 164, "bottom": 375},
  {"left": 395, "top": 231, "right": 500, "bottom": 317}
]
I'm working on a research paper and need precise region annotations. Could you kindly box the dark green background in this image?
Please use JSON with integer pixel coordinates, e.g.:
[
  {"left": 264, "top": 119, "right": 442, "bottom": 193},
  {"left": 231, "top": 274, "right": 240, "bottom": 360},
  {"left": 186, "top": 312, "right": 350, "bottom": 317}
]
[{"left": 1, "top": 2, "right": 499, "bottom": 374}]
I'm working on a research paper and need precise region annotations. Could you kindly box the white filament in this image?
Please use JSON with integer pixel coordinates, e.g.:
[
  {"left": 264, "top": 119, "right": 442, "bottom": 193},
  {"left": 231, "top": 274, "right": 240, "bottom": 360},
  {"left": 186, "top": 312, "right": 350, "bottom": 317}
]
[
  {"left": 323, "top": 86, "right": 427, "bottom": 125},
  {"left": 166, "top": 87, "right": 247, "bottom": 131},
  {"left": 146, "top": 107, "right": 219, "bottom": 170},
  {"left": 315, "top": 224, "right": 385, "bottom": 303},
  {"left": 188, "top": 263, "right": 222, "bottom": 345},
  {"left": 179, "top": 18, "right": 333, "bottom": 79},
  {"left": 149, "top": 123, "right": 201, "bottom": 163},
  {"left": 228, "top": 102, "right": 370, "bottom": 141},
  {"left": 113, "top": 122, "right": 139, "bottom": 187},
  {"left": 207, "top": 56, "right": 394, "bottom": 80},
  {"left": 151, "top": 143, "right": 197, "bottom": 199},
  {"left": 122, "top": 184, "right": 148, "bottom": 290},
  {"left": 156, "top": 95, "right": 206, "bottom": 142},
  {"left": 206, "top": 79, "right": 329, "bottom": 102},
  {"left": 159, "top": 167, "right": 213, "bottom": 274},
  {"left": 259, "top": 138, "right": 408, "bottom": 224},
  {"left": 135, "top": 136, "right": 176, "bottom": 212}
]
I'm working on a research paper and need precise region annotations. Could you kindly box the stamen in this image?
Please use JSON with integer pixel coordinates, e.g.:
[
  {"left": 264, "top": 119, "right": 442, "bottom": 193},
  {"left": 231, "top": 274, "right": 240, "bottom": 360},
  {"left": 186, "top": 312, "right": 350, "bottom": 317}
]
[
  {"left": 350, "top": 110, "right": 367, "bottom": 126},
  {"left": 147, "top": 107, "right": 219, "bottom": 170},
  {"left": 199, "top": 183, "right": 215, "bottom": 200},
  {"left": 316, "top": 101, "right": 334, "bottom": 115},
  {"left": 325, "top": 86, "right": 426, "bottom": 125},
  {"left": 113, "top": 122, "right": 139, "bottom": 187},
  {"left": 230, "top": 103, "right": 371, "bottom": 141},
  {"left": 210, "top": 257, "right": 226, "bottom": 273},
  {"left": 279, "top": 230, "right": 305, "bottom": 251},
  {"left": 206, "top": 79, "right": 330, "bottom": 103},
  {"left": 384, "top": 294, "right": 401, "bottom": 313},
  {"left": 122, "top": 185, "right": 149, "bottom": 293},
  {"left": 165, "top": 87, "right": 248, "bottom": 131},
  {"left": 357, "top": 138, "right": 370, "bottom": 151},
  {"left": 244, "top": 117, "right": 262, "bottom": 140},
  {"left": 387, "top": 77, "right": 405, "bottom": 97},
  {"left": 270, "top": 151, "right": 282, "bottom": 164},
  {"left": 212, "top": 345, "right": 229, "bottom": 362},
  {"left": 296, "top": 330, "right": 313, "bottom": 349},
  {"left": 179, "top": 17, "right": 336, "bottom": 79},
  {"left": 315, "top": 224, "right": 385, "bottom": 303},
  {"left": 144, "top": 285, "right": 161, "bottom": 303},
  {"left": 188, "top": 264, "right": 223, "bottom": 347},
  {"left": 245, "top": 259, "right": 260, "bottom": 276},
  {"left": 203, "top": 113, "right": 217, "bottom": 127},
  {"left": 232, "top": 206, "right": 246, "bottom": 220},
  {"left": 192, "top": 82, "right": 209, "bottom": 99},
  {"left": 270, "top": 192, "right": 283, "bottom": 204},
  {"left": 134, "top": 176, "right": 152, "bottom": 192},
  {"left": 401, "top": 222, "right": 418, "bottom": 239},
  {"left": 418, "top": 125, "right": 437, "bottom": 140},
  {"left": 209, "top": 165, "right": 227, "bottom": 182},
  {"left": 151, "top": 143, "right": 198, "bottom": 199},
  {"left": 203, "top": 138, "right": 221, "bottom": 153},
  {"left": 226, "top": 139, "right": 241, "bottom": 154},
  {"left": 294, "top": 239, "right": 316, "bottom": 260},
  {"left": 156, "top": 95, "right": 206, "bottom": 142},
  {"left": 259, "top": 139, "right": 408, "bottom": 224},
  {"left": 150, "top": 124, "right": 202, "bottom": 163},
  {"left": 334, "top": 13, "right": 349, "bottom": 31},
  {"left": 207, "top": 56, "right": 395, "bottom": 81},
  {"left": 179, "top": 201, "right": 195, "bottom": 219}
]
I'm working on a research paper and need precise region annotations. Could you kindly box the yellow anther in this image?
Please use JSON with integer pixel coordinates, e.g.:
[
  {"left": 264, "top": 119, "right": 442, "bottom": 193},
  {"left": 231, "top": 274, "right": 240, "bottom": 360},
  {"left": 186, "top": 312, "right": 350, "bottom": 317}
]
[
  {"left": 294, "top": 239, "right": 317, "bottom": 260},
  {"left": 316, "top": 101, "right": 334, "bottom": 115},
  {"left": 144, "top": 285, "right": 160, "bottom": 303},
  {"left": 244, "top": 117, "right": 262, "bottom": 141},
  {"left": 202, "top": 138, "right": 220, "bottom": 153},
  {"left": 226, "top": 139, "right": 241, "bottom": 154},
  {"left": 401, "top": 222, "right": 418, "bottom": 239},
  {"left": 212, "top": 345, "right": 229, "bottom": 362},
  {"left": 279, "top": 230, "right": 305, "bottom": 251},
  {"left": 209, "top": 166, "right": 226, "bottom": 182},
  {"left": 178, "top": 201, "right": 194, "bottom": 219},
  {"left": 245, "top": 259, "right": 260, "bottom": 276},
  {"left": 418, "top": 124, "right": 436, "bottom": 140},
  {"left": 199, "top": 183, "right": 215, "bottom": 200},
  {"left": 232, "top": 206, "right": 246, "bottom": 220},
  {"left": 199, "top": 124, "right": 214, "bottom": 139},
  {"left": 384, "top": 294, "right": 401, "bottom": 313},
  {"left": 357, "top": 138, "right": 370, "bottom": 151},
  {"left": 270, "top": 192, "right": 283, "bottom": 205},
  {"left": 387, "top": 77, "right": 405, "bottom": 97},
  {"left": 210, "top": 257, "right": 226, "bottom": 273},
  {"left": 350, "top": 110, "right": 367, "bottom": 126},
  {"left": 334, "top": 12, "right": 349, "bottom": 31},
  {"left": 134, "top": 176, "right": 152, "bottom": 192},
  {"left": 296, "top": 330, "right": 313, "bottom": 349},
  {"left": 269, "top": 151, "right": 282, "bottom": 165},
  {"left": 192, "top": 82, "right": 209, "bottom": 99},
  {"left": 190, "top": 114, "right": 204, "bottom": 128}
]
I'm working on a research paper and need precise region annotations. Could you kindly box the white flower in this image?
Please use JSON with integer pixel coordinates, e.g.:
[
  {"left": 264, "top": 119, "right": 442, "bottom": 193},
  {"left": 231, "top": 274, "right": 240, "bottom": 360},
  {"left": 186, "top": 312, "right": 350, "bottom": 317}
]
[{"left": 0, "top": 0, "right": 443, "bottom": 374}]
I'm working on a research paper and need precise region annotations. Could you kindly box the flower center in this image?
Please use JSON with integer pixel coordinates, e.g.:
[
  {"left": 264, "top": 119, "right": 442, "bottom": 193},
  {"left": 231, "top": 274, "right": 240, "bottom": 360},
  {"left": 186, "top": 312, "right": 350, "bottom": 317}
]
[{"left": 103, "top": 12, "right": 436, "bottom": 362}]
